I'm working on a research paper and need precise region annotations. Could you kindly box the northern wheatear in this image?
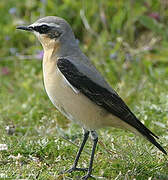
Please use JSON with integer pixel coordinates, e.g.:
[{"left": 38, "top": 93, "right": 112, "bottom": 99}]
[{"left": 17, "top": 16, "right": 167, "bottom": 179}]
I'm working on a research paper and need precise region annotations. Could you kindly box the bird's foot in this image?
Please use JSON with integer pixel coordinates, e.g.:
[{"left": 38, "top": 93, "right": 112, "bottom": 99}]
[
  {"left": 60, "top": 166, "right": 88, "bottom": 174},
  {"left": 81, "top": 173, "right": 95, "bottom": 180},
  {"left": 67, "top": 166, "right": 88, "bottom": 173}
]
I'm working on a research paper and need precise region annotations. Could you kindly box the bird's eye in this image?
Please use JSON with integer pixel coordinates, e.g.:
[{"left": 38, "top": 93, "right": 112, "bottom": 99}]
[
  {"left": 41, "top": 25, "right": 49, "bottom": 30},
  {"left": 38, "top": 24, "right": 50, "bottom": 34}
]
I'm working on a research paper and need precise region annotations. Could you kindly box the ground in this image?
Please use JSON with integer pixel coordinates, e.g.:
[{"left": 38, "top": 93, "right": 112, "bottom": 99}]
[{"left": 0, "top": 0, "right": 168, "bottom": 179}]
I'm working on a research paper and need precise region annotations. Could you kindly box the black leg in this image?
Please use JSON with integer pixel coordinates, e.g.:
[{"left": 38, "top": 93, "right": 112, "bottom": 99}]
[
  {"left": 82, "top": 131, "right": 98, "bottom": 180},
  {"left": 66, "top": 129, "right": 90, "bottom": 173}
]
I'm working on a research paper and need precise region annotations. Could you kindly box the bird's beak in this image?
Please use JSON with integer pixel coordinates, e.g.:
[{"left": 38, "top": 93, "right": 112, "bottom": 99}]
[{"left": 16, "top": 26, "right": 33, "bottom": 32}]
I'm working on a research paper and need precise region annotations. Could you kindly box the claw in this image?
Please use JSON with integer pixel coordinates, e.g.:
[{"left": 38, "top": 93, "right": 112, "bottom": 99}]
[
  {"left": 60, "top": 166, "right": 89, "bottom": 174},
  {"left": 67, "top": 166, "right": 88, "bottom": 173},
  {"left": 81, "top": 174, "right": 95, "bottom": 180}
]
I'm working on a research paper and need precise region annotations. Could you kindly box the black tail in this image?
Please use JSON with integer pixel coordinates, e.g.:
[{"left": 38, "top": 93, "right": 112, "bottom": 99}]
[
  {"left": 143, "top": 130, "right": 167, "bottom": 155},
  {"left": 135, "top": 117, "right": 167, "bottom": 155}
]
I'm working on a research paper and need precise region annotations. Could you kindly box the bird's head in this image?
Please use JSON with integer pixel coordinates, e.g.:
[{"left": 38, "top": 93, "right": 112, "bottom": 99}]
[{"left": 17, "top": 16, "right": 76, "bottom": 51}]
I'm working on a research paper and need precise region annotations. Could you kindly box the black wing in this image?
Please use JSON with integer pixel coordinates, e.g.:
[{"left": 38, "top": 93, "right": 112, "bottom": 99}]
[{"left": 57, "top": 58, "right": 167, "bottom": 155}]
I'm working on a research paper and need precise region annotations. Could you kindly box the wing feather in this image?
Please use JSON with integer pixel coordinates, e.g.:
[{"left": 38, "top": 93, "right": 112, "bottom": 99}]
[{"left": 57, "top": 58, "right": 167, "bottom": 155}]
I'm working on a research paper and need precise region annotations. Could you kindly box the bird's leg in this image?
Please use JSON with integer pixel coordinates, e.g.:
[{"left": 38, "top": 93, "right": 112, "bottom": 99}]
[
  {"left": 66, "top": 129, "right": 90, "bottom": 173},
  {"left": 82, "top": 130, "right": 98, "bottom": 180}
]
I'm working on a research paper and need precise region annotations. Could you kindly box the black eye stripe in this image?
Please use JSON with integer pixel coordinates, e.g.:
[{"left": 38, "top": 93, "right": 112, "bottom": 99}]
[
  {"left": 33, "top": 24, "right": 62, "bottom": 38},
  {"left": 34, "top": 24, "right": 50, "bottom": 34},
  {"left": 40, "top": 24, "right": 49, "bottom": 30}
]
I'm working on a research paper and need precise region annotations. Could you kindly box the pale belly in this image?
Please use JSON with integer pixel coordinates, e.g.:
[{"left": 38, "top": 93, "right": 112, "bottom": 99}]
[
  {"left": 42, "top": 60, "right": 137, "bottom": 133},
  {"left": 43, "top": 65, "right": 107, "bottom": 129}
]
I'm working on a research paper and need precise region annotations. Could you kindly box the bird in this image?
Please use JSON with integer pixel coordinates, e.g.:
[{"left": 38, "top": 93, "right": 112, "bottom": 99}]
[{"left": 16, "top": 16, "right": 167, "bottom": 179}]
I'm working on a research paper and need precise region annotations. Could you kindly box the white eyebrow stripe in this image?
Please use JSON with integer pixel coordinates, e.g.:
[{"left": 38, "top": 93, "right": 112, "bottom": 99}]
[
  {"left": 48, "top": 23, "right": 60, "bottom": 28},
  {"left": 29, "top": 22, "right": 60, "bottom": 28}
]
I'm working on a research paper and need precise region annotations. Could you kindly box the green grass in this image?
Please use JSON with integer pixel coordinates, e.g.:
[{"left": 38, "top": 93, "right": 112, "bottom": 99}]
[
  {"left": 0, "top": 0, "right": 168, "bottom": 179},
  {"left": 0, "top": 51, "right": 168, "bottom": 180}
]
